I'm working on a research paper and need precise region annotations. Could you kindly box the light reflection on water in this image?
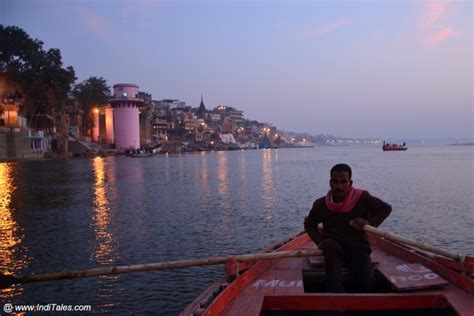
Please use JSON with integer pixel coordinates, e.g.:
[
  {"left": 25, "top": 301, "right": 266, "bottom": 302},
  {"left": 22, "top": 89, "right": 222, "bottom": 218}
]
[
  {"left": 0, "top": 146, "right": 472, "bottom": 314},
  {"left": 216, "top": 151, "right": 229, "bottom": 200},
  {"left": 0, "top": 163, "right": 27, "bottom": 299},
  {"left": 262, "top": 149, "right": 274, "bottom": 216},
  {"left": 196, "top": 151, "right": 210, "bottom": 206},
  {"left": 91, "top": 157, "right": 115, "bottom": 264},
  {"left": 0, "top": 164, "right": 20, "bottom": 268}
]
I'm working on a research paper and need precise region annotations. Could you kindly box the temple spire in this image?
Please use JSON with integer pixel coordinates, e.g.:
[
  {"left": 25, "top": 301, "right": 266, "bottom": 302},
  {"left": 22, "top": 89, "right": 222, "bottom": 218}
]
[
  {"left": 197, "top": 93, "right": 207, "bottom": 118},
  {"left": 200, "top": 93, "right": 205, "bottom": 108}
]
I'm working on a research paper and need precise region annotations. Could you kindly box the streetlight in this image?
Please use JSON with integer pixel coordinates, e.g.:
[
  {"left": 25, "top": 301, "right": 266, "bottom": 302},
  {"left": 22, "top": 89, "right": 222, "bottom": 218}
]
[{"left": 91, "top": 108, "right": 100, "bottom": 142}]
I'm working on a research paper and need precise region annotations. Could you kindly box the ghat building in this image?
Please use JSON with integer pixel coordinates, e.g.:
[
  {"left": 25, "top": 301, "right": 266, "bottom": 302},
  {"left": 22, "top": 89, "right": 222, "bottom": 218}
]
[
  {"left": 91, "top": 83, "right": 144, "bottom": 152},
  {"left": 0, "top": 75, "right": 47, "bottom": 160}
]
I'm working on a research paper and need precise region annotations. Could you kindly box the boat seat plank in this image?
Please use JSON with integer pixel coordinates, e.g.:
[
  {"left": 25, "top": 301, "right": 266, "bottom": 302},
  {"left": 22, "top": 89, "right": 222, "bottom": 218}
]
[
  {"left": 220, "top": 293, "right": 264, "bottom": 316},
  {"left": 308, "top": 255, "right": 380, "bottom": 268},
  {"left": 368, "top": 248, "right": 385, "bottom": 264},
  {"left": 273, "top": 256, "right": 311, "bottom": 270},
  {"left": 308, "top": 255, "right": 325, "bottom": 267},
  {"left": 222, "top": 266, "right": 306, "bottom": 314},
  {"left": 243, "top": 269, "right": 279, "bottom": 294},
  {"left": 273, "top": 269, "right": 305, "bottom": 294},
  {"left": 377, "top": 263, "right": 449, "bottom": 291},
  {"left": 220, "top": 270, "right": 275, "bottom": 315}
]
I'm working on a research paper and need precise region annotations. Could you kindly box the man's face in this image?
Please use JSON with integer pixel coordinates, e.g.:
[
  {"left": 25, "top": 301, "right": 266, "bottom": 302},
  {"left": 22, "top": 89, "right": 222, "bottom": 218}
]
[{"left": 330, "top": 170, "right": 352, "bottom": 203}]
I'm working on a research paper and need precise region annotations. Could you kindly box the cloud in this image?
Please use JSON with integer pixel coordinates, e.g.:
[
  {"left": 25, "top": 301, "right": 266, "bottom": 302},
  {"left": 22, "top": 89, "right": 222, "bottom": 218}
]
[
  {"left": 302, "top": 17, "right": 355, "bottom": 38},
  {"left": 422, "top": 2, "right": 448, "bottom": 27},
  {"left": 425, "top": 26, "right": 459, "bottom": 45},
  {"left": 73, "top": 5, "right": 116, "bottom": 45},
  {"left": 420, "top": 2, "right": 460, "bottom": 46}
]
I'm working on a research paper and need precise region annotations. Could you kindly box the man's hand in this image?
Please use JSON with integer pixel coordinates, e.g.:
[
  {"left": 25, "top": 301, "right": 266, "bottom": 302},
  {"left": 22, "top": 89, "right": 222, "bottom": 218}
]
[{"left": 350, "top": 218, "right": 368, "bottom": 230}]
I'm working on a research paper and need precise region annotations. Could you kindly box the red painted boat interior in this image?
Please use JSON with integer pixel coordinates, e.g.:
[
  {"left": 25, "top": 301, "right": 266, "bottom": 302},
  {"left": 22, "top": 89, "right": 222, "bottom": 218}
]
[{"left": 182, "top": 233, "right": 474, "bottom": 316}]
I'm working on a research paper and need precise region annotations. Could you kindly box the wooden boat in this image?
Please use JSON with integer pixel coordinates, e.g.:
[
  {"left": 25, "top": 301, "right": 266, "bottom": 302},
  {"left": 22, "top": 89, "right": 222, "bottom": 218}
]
[
  {"left": 383, "top": 142, "right": 407, "bottom": 151},
  {"left": 182, "top": 230, "right": 473, "bottom": 315},
  {"left": 127, "top": 147, "right": 160, "bottom": 157}
]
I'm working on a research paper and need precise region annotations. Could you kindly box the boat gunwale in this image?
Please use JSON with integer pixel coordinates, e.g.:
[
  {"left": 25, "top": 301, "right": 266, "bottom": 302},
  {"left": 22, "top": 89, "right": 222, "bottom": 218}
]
[
  {"left": 368, "top": 234, "right": 474, "bottom": 295},
  {"left": 202, "top": 232, "right": 312, "bottom": 315},
  {"left": 183, "top": 231, "right": 473, "bottom": 315}
]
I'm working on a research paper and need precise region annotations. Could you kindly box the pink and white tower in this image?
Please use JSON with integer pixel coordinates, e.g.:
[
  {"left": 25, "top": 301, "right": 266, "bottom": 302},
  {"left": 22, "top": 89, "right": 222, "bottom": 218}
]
[{"left": 110, "top": 83, "right": 143, "bottom": 151}]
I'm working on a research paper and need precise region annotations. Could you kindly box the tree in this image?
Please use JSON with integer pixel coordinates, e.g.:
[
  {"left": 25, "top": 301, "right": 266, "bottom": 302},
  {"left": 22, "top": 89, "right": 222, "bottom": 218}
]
[
  {"left": 72, "top": 76, "right": 111, "bottom": 136},
  {"left": 72, "top": 77, "right": 110, "bottom": 113},
  {"left": 0, "top": 25, "right": 76, "bottom": 119}
]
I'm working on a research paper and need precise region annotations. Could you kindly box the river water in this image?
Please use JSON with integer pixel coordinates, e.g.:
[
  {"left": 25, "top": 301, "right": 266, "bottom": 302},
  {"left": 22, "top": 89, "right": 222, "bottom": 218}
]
[{"left": 0, "top": 145, "right": 473, "bottom": 314}]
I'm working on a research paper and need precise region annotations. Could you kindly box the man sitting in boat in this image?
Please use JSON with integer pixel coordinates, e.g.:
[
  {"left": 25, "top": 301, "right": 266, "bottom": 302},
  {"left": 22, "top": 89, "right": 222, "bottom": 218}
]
[{"left": 304, "top": 163, "right": 392, "bottom": 293}]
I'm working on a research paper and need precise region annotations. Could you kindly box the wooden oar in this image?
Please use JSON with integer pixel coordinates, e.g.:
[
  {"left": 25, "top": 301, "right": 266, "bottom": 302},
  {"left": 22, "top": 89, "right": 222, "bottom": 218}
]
[
  {"left": 352, "top": 223, "right": 464, "bottom": 262},
  {"left": 0, "top": 248, "right": 322, "bottom": 290}
]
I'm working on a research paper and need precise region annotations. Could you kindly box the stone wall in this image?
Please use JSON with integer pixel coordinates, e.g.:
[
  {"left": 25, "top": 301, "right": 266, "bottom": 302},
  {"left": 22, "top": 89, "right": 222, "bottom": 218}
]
[{"left": 0, "top": 132, "right": 44, "bottom": 161}]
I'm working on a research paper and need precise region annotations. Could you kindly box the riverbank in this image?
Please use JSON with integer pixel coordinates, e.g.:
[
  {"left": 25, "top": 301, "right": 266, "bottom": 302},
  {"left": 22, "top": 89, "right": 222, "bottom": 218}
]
[{"left": 0, "top": 138, "right": 314, "bottom": 162}]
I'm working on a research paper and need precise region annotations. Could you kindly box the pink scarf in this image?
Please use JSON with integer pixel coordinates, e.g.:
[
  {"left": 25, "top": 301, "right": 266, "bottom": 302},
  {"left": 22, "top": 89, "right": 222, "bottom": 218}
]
[{"left": 325, "top": 187, "right": 365, "bottom": 213}]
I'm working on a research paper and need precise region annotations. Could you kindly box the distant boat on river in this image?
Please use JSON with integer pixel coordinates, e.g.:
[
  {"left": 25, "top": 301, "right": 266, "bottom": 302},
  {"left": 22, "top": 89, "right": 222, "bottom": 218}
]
[
  {"left": 126, "top": 147, "right": 160, "bottom": 157},
  {"left": 383, "top": 141, "right": 407, "bottom": 151}
]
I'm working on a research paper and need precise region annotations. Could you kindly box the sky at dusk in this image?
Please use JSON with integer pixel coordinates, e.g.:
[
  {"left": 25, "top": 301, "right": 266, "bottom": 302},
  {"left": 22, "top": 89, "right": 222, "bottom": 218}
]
[{"left": 1, "top": 0, "right": 472, "bottom": 139}]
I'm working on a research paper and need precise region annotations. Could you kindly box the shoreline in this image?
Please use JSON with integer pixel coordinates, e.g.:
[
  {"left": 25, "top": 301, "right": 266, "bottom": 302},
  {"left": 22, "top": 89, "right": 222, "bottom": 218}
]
[{"left": 0, "top": 145, "right": 316, "bottom": 163}]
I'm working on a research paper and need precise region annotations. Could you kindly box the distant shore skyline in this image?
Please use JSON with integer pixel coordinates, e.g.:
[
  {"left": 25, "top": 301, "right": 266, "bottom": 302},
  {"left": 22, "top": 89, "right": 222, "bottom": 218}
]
[{"left": 2, "top": 0, "right": 472, "bottom": 139}]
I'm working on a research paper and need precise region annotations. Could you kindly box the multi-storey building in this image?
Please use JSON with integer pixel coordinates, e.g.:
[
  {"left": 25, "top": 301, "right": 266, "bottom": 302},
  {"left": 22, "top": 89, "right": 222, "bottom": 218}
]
[
  {"left": 0, "top": 75, "right": 48, "bottom": 159},
  {"left": 153, "top": 109, "right": 168, "bottom": 140},
  {"left": 213, "top": 105, "right": 245, "bottom": 132},
  {"left": 157, "top": 99, "right": 186, "bottom": 110},
  {"left": 208, "top": 113, "right": 221, "bottom": 122},
  {"left": 0, "top": 75, "right": 27, "bottom": 131},
  {"left": 184, "top": 112, "right": 196, "bottom": 134},
  {"left": 138, "top": 92, "right": 153, "bottom": 146}
]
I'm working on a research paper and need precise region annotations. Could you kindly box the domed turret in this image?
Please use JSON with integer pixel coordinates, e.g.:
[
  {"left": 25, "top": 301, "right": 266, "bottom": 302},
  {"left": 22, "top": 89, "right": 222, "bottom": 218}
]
[{"left": 110, "top": 83, "right": 143, "bottom": 151}]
